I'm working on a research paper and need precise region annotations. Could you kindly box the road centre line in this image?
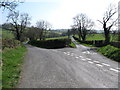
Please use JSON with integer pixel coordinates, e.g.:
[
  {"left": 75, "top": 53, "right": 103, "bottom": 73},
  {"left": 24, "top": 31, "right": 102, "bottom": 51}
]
[
  {"left": 79, "top": 56, "right": 83, "bottom": 58},
  {"left": 75, "top": 57, "right": 79, "bottom": 59},
  {"left": 88, "top": 61, "right": 94, "bottom": 64},
  {"left": 63, "top": 51, "right": 119, "bottom": 73},
  {"left": 102, "top": 63, "right": 110, "bottom": 67},
  {"left": 110, "top": 68, "right": 119, "bottom": 73},
  {"left": 81, "top": 59, "right": 86, "bottom": 61},
  {"left": 94, "top": 61, "right": 100, "bottom": 63},
  {"left": 96, "top": 64, "right": 103, "bottom": 67},
  {"left": 67, "top": 54, "right": 70, "bottom": 55},
  {"left": 86, "top": 58, "right": 92, "bottom": 60},
  {"left": 64, "top": 52, "right": 67, "bottom": 54},
  {"left": 82, "top": 52, "right": 86, "bottom": 53}
]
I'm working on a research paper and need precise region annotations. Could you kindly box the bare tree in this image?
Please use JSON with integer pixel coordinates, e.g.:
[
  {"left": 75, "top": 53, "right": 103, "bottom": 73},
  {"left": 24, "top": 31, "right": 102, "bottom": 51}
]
[
  {"left": 98, "top": 4, "right": 117, "bottom": 44},
  {"left": 73, "top": 13, "right": 94, "bottom": 41},
  {"left": 36, "top": 20, "right": 52, "bottom": 40},
  {"left": 71, "top": 25, "right": 77, "bottom": 36},
  {"left": 0, "top": 0, "right": 23, "bottom": 11},
  {"left": 25, "top": 26, "right": 39, "bottom": 41},
  {"left": 7, "top": 11, "right": 31, "bottom": 41}
]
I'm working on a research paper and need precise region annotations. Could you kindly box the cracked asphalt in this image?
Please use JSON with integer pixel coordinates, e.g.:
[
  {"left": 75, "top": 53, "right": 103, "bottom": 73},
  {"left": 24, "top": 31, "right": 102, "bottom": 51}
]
[{"left": 18, "top": 38, "right": 119, "bottom": 88}]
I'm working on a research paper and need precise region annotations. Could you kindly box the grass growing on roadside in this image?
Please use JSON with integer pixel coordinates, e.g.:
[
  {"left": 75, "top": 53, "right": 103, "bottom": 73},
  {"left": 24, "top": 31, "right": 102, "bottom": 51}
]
[
  {"left": 2, "top": 46, "right": 27, "bottom": 88},
  {"left": 69, "top": 42, "right": 76, "bottom": 48},
  {"left": 75, "top": 40, "right": 95, "bottom": 47},
  {"left": 97, "top": 45, "right": 120, "bottom": 62}
]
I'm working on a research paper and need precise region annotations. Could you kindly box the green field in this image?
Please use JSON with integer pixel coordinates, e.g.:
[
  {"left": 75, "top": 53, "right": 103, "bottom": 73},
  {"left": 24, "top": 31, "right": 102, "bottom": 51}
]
[
  {"left": 0, "top": 28, "right": 14, "bottom": 39},
  {"left": 75, "top": 34, "right": 118, "bottom": 41},
  {"left": 2, "top": 46, "right": 27, "bottom": 88},
  {"left": 46, "top": 36, "right": 68, "bottom": 40}
]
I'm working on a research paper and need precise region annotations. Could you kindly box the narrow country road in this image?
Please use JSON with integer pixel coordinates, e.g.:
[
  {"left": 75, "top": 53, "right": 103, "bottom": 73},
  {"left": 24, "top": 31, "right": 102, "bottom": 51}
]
[{"left": 18, "top": 38, "right": 119, "bottom": 88}]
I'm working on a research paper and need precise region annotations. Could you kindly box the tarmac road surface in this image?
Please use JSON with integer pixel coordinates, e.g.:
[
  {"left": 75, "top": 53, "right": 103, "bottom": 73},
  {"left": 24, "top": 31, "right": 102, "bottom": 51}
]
[{"left": 18, "top": 38, "right": 119, "bottom": 88}]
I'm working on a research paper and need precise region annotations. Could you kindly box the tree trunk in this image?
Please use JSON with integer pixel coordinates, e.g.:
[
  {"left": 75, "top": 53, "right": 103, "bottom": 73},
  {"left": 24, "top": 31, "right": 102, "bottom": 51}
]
[
  {"left": 16, "top": 32, "right": 20, "bottom": 41},
  {"left": 82, "top": 35, "right": 86, "bottom": 41},
  {"left": 104, "top": 29, "right": 110, "bottom": 44},
  {"left": 15, "top": 28, "right": 21, "bottom": 41}
]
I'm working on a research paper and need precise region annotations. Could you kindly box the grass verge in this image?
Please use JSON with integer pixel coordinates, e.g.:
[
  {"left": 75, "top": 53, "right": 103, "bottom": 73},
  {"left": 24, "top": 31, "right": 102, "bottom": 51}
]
[
  {"left": 2, "top": 46, "right": 27, "bottom": 88},
  {"left": 69, "top": 42, "right": 76, "bottom": 48},
  {"left": 97, "top": 45, "right": 120, "bottom": 62},
  {"left": 75, "top": 40, "right": 95, "bottom": 47}
]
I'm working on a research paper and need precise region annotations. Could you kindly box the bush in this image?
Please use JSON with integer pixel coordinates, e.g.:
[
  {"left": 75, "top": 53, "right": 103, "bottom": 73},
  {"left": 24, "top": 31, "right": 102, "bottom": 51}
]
[
  {"left": 2, "top": 39, "right": 21, "bottom": 50},
  {"left": 97, "top": 45, "right": 120, "bottom": 62}
]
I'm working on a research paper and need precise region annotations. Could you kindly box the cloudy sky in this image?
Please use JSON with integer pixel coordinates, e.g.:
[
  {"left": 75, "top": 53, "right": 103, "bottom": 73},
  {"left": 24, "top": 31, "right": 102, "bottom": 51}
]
[{"left": 1, "top": 0, "right": 119, "bottom": 29}]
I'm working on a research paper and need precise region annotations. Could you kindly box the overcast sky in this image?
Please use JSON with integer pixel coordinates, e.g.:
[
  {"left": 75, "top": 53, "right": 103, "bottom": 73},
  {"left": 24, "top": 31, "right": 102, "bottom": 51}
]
[{"left": 1, "top": 0, "right": 119, "bottom": 30}]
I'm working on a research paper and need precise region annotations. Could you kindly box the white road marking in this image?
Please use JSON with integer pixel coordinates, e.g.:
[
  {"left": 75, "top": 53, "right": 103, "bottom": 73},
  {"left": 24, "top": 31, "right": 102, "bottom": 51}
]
[
  {"left": 110, "top": 68, "right": 119, "bottom": 73},
  {"left": 93, "top": 53, "right": 97, "bottom": 54},
  {"left": 102, "top": 63, "right": 110, "bottom": 67},
  {"left": 67, "top": 54, "right": 70, "bottom": 55},
  {"left": 82, "top": 52, "right": 86, "bottom": 53},
  {"left": 75, "top": 57, "right": 79, "bottom": 59},
  {"left": 81, "top": 59, "right": 86, "bottom": 61},
  {"left": 87, "top": 51, "right": 90, "bottom": 54},
  {"left": 88, "top": 61, "right": 94, "bottom": 64},
  {"left": 96, "top": 64, "right": 103, "bottom": 67},
  {"left": 64, "top": 52, "right": 67, "bottom": 54},
  {"left": 94, "top": 61, "right": 100, "bottom": 63},
  {"left": 79, "top": 56, "right": 83, "bottom": 58},
  {"left": 116, "top": 68, "right": 120, "bottom": 70},
  {"left": 86, "top": 58, "right": 92, "bottom": 60}
]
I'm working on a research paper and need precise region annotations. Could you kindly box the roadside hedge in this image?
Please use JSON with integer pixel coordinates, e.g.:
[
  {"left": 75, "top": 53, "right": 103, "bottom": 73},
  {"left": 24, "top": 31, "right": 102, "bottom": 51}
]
[{"left": 28, "top": 39, "right": 71, "bottom": 49}]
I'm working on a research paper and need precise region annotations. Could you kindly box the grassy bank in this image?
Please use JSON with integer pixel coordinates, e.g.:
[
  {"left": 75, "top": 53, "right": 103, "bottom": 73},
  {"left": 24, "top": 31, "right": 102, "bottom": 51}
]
[
  {"left": 2, "top": 46, "right": 27, "bottom": 88},
  {"left": 97, "top": 45, "right": 120, "bottom": 62}
]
